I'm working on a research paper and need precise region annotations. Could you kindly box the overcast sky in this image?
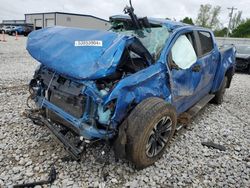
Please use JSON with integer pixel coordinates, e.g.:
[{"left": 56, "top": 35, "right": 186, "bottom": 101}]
[{"left": 0, "top": 0, "right": 249, "bottom": 26}]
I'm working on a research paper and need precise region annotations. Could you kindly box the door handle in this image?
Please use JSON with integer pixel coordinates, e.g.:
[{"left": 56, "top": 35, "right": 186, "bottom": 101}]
[{"left": 192, "top": 64, "right": 201, "bottom": 72}]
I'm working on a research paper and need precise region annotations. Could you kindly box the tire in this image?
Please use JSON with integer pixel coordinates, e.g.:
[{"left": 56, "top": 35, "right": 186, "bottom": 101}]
[
  {"left": 124, "top": 97, "right": 177, "bottom": 169},
  {"left": 212, "top": 76, "right": 228, "bottom": 105},
  {"left": 248, "top": 65, "right": 250, "bottom": 75}
]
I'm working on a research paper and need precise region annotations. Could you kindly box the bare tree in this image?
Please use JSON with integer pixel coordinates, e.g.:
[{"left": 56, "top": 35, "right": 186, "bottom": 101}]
[
  {"left": 196, "top": 4, "right": 221, "bottom": 29},
  {"left": 209, "top": 6, "right": 221, "bottom": 29},
  {"left": 196, "top": 4, "right": 211, "bottom": 27},
  {"left": 231, "top": 11, "right": 244, "bottom": 30}
]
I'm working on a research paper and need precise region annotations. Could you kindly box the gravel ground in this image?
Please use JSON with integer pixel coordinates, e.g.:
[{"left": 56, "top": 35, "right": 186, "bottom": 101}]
[{"left": 0, "top": 36, "right": 249, "bottom": 188}]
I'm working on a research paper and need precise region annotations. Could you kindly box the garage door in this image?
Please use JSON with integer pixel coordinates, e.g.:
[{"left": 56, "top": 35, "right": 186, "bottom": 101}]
[
  {"left": 45, "top": 19, "right": 55, "bottom": 27},
  {"left": 35, "top": 19, "right": 42, "bottom": 29}
]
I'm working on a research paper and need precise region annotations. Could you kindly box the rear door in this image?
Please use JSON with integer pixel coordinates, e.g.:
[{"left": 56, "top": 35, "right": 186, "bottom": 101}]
[{"left": 195, "top": 31, "right": 219, "bottom": 93}]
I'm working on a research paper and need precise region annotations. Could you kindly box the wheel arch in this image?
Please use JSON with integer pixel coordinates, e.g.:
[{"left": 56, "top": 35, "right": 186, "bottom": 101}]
[{"left": 112, "top": 97, "right": 176, "bottom": 163}]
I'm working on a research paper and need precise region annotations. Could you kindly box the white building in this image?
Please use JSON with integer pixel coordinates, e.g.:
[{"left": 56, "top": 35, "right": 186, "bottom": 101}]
[
  {"left": 25, "top": 12, "right": 110, "bottom": 30},
  {"left": 2, "top": 20, "right": 26, "bottom": 25}
]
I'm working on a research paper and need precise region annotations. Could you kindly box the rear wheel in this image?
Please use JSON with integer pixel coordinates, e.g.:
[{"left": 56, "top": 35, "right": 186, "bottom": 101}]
[
  {"left": 248, "top": 65, "right": 250, "bottom": 74},
  {"left": 124, "top": 97, "right": 177, "bottom": 169},
  {"left": 211, "top": 76, "right": 228, "bottom": 104}
]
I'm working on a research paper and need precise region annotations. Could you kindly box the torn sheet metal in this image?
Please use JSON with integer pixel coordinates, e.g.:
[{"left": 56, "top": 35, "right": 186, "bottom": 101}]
[{"left": 104, "top": 63, "right": 171, "bottom": 128}]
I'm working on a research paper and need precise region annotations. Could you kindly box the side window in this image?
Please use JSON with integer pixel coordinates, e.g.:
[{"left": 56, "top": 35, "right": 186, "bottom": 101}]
[
  {"left": 171, "top": 35, "right": 197, "bottom": 69},
  {"left": 198, "top": 31, "right": 213, "bottom": 55}
]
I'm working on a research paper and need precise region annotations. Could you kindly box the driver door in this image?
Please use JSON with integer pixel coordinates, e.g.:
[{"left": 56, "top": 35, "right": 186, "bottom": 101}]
[{"left": 168, "top": 31, "right": 205, "bottom": 114}]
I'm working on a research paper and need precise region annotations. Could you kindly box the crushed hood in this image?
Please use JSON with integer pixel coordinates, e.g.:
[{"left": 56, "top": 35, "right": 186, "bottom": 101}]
[{"left": 27, "top": 26, "right": 135, "bottom": 80}]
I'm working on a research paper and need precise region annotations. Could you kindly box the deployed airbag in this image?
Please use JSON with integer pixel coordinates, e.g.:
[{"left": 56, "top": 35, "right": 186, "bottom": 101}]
[{"left": 171, "top": 35, "right": 197, "bottom": 69}]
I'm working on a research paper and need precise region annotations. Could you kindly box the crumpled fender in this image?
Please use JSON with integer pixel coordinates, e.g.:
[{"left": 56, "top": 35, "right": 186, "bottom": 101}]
[{"left": 104, "top": 63, "right": 171, "bottom": 128}]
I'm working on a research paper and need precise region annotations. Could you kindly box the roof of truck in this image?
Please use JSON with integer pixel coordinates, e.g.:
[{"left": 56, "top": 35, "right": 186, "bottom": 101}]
[{"left": 110, "top": 15, "right": 189, "bottom": 30}]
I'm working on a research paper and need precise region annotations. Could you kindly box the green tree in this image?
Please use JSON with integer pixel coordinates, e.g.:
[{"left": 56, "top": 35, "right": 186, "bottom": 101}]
[
  {"left": 196, "top": 4, "right": 221, "bottom": 29},
  {"left": 181, "top": 17, "right": 194, "bottom": 25},
  {"left": 231, "top": 19, "right": 250, "bottom": 38},
  {"left": 214, "top": 27, "right": 228, "bottom": 37}
]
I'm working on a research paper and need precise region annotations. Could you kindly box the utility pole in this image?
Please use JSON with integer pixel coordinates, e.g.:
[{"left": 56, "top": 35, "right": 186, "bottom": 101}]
[{"left": 227, "top": 7, "right": 237, "bottom": 37}]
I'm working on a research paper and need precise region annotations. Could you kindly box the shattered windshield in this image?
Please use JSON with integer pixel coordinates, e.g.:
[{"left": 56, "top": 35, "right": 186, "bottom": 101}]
[{"left": 115, "top": 27, "right": 170, "bottom": 59}]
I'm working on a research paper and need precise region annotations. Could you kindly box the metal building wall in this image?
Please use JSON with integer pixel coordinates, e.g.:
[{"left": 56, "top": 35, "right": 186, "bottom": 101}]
[
  {"left": 44, "top": 13, "right": 56, "bottom": 27},
  {"left": 2, "top": 20, "right": 26, "bottom": 24},
  {"left": 25, "top": 13, "right": 55, "bottom": 29},
  {"left": 56, "top": 13, "right": 110, "bottom": 30},
  {"left": 25, "top": 14, "right": 43, "bottom": 29},
  {"left": 25, "top": 12, "right": 110, "bottom": 30}
]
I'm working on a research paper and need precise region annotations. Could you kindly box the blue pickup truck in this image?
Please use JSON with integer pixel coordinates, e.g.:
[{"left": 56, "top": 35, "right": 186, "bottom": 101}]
[{"left": 26, "top": 5, "right": 236, "bottom": 169}]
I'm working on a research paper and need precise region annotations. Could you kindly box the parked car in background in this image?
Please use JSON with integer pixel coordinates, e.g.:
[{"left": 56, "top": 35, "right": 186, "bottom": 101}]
[
  {"left": 0, "top": 25, "right": 15, "bottom": 33},
  {"left": 26, "top": 2, "right": 236, "bottom": 169},
  {"left": 5, "top": 25, "right": 33, "bottom": 36},
  {"left": 235, "top": 45, "right": 250, "bottom": 74},
  {"left": 6, "top": 26, "right": 25, "bottom": 35},
  {"left": 23, "top": 26, "right": 33, "bottom": 36}
]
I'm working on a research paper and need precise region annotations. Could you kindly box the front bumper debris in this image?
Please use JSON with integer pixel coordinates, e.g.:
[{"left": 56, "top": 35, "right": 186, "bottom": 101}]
[
  {"left": 24, "top": 108, "right": 84, "bottom": 160},
  {"left": 36, "top": 96, "right": 114, "bottom": 140},
  {"left": 40, "top": 116, "right": 84, "bottom": 160}
]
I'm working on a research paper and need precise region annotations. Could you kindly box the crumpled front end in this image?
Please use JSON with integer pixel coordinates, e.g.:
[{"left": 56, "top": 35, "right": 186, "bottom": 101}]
[
  {"left": 27, "top": 25, "right": 171, "bottom": 144},
  {"left": 29, "top": 66, "right": 116, "bottom": 140},
  {"left": 29, "top": 62, "right": 171, "bottom": 141}
]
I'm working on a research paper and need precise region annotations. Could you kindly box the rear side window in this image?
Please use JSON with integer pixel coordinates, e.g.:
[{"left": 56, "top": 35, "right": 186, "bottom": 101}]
[{"left": 198, "top": 31, "right": 213, "bottom": 55}]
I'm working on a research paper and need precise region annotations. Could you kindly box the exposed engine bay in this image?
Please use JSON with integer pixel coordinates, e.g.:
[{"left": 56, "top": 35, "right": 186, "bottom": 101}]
[{"left": 30, "top": 66, "right": 114, "bottom": 133}]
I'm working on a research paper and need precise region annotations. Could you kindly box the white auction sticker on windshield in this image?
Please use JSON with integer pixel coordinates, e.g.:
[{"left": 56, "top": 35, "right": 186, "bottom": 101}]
[{"left": 74, "top": 40, "right": 103, "bottom": 47}]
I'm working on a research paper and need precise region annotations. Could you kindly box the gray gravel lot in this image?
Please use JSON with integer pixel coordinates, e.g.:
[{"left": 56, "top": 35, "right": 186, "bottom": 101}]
[{"left": 0, "top": 36, "right": 249, "bottom": 187}]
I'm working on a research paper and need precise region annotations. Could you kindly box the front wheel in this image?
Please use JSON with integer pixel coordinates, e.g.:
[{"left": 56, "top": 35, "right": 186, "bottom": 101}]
[{"left": 124, "top": 97, "right": 177, "bottom": 169}]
